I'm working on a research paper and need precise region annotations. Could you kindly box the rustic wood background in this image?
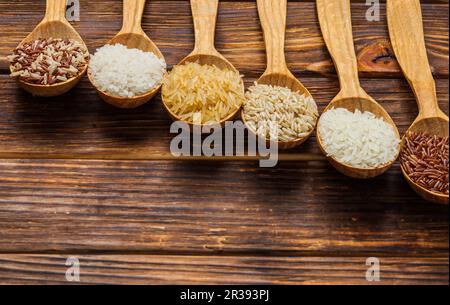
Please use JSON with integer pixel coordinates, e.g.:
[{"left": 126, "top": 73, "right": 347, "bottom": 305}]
[{"left": 0, "top": 0, "right": 448, "bottom": 285}]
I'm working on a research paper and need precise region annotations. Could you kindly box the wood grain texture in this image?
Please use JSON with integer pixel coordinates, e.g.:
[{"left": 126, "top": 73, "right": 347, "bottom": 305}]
[
  {"left": 0, "top": 0, "right": 448, "bottom": 285},
  {"left": 0, "top": 75, "right": 447, "bottom": 158},
  {"left": 0, "top": 159, "right": 448, "bottom": 255},
  {"left": 317, "top": 0, "right": 362, "bottom": 96},
  {"left": 0, "top": 0, "right": 447, "bottom": 159},
  {"left": 190, "top": 0, "right": 220, "bottom": 56},
  {"left": 388, "top": 0, "right": 448, "bottom": 122},
  {"left": 0, "top": 255, "right": 447, "bottom": 285},
  {"left": 0, "top": 1, "right": 448, "bottom": 77},
  {"left": 257, "top": 0, "right": 290, "bottom": 75}
]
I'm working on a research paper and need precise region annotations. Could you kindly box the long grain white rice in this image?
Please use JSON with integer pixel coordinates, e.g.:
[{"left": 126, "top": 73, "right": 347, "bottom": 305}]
[
  {"left": 318, "top": 108, "right": 399, "bottom": 168},
  {"left": 89, "top": 43, "right": 166, "bottom": 98}
]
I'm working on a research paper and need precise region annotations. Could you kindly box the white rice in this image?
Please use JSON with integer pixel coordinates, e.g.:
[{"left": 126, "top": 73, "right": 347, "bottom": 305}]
[
  {"left": 318, "top": 108, "right": 399, "bottom": 168},
  {"left": 89, "top": 43, "right": 166, "bottom": 98}
]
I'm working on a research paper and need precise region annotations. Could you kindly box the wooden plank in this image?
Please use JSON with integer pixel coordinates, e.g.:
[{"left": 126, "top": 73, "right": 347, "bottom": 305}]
[
  {"left": 0, "top": 1, "right": 448, "bottom": 77},
  {"left": 0, "top": 254, "right": 447, "bottom": 285},
  {"left": 0, "top": 159, "right": 448, "bottom": 255},
  {"left": 0, "top": 0, "right": 447, "bottom": 285},
  {"left": 0, "top": 75, "right": 447, "bottom": 158}
]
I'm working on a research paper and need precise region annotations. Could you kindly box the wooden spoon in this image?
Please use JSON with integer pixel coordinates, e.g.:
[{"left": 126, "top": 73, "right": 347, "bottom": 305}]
[
  {"left": 10, "top": 0, "right": 88, "bottom": 97},
  {"left": 387, "top": 0, "right": 449, "bottom": 204},
  {"left": 316, "top": 0, "right": 400, "bottom": 179},
  {"left": 161, "top": 0, "right": 244, "bottom": 127},
  {"left": 241, "top": 0, "right": 318, "bottom": 150},
  {"left": 88, "top": 0, "right": 166, "bottom": 109}
]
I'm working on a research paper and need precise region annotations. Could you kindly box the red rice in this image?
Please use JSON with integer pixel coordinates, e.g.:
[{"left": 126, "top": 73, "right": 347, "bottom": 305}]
[{"left": 400, "top": 131, "right": 449, "bottom": 195}]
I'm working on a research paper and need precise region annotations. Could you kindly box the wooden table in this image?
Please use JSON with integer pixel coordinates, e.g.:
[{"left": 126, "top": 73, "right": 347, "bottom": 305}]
[{"left": 0, "top": 0, "right": 448, "bottom": 285}]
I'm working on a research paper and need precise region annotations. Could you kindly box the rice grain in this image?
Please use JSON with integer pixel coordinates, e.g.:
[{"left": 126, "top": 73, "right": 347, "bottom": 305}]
[
  {"left": 400, "top": 131, "right": 449, "bottom": 195},
  {"left": 318, "top": 108, "right": 399, "bottom": 168},
  {"left": 162, "top": 62, "right": 245, "bottom": 124},
  {"left": 242, "top": 83, "right": 318, "bottom": 142},
  {"left": 89, "top": 44, "right": 166, "bottom": 98}
]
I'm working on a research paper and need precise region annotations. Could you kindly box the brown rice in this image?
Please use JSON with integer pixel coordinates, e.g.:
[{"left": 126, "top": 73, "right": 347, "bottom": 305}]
[{"left": 400, "top": 131, "right": 449, "bottom": 195}]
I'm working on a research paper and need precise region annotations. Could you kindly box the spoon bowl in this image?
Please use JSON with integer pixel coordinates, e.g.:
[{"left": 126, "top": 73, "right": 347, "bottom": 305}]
[
  {"left": 388, "top": 0, "right": 449, "bottom": 204},
  {"left": 162, "top": 52, "right": 244, "bottom": 128},
  {"left": 241, "top": 0, "right": 318, "bottom": 150},
  {"left": 316, "top": 0, "right": 400, "bottom": 179},
  {"left": 179, "top": 53, "right": 235, "bottom": 70},
  {"left": 11, "top": 0, "right": 89, "bottom": 97},
  {"left": 407, "top": 117, "right": 449, "bottom": 138},
  {"left": 242, "top": 72, "right": 317, "bottom": 150},
  {"left": 87, "top": 0, "right": 166, "bottom": 109},
  {"left": 400, "top": 117, "right": 449, "bottom": 204},
  {"left": 161, "top": 0, "right": 244, "bottom": 128},
  {"left": 317, "top": 94, "right": 400, "bottom": 178}
]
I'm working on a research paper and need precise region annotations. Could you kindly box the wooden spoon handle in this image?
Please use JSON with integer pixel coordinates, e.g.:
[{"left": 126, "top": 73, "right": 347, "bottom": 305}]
[
  {"left": 316, "top": 0, "right": 362, "bottom": 98},
  {"left": 387, "top": 0, "right": 442, "bottom": 119},
  {"left": 257, "top": 0, "right": 288, "bottom": 74},
  {"left": 120, "top": 0, "right": 146, "bottom": 34},
  {"left": 190, "top": 0, "right": 219, "bottom": 55},
  {"left": 44, "top": 0, "right": 67, "bottom": 21}
]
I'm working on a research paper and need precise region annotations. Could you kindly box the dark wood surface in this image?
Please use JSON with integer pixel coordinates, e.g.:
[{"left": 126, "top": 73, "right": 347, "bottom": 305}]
[
  {"left": 0, "top": 0, "right": 448, "bottom": 285},
  {"left": 0, "top": 255, "right": 448, "bottom": 285}
]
